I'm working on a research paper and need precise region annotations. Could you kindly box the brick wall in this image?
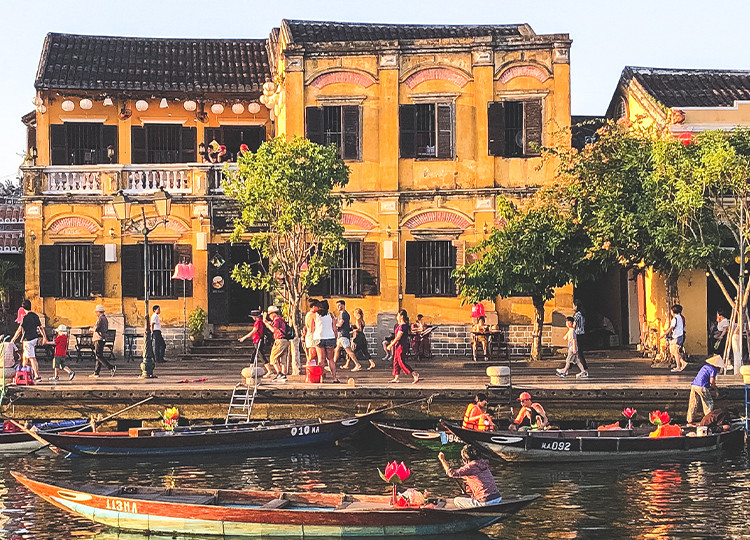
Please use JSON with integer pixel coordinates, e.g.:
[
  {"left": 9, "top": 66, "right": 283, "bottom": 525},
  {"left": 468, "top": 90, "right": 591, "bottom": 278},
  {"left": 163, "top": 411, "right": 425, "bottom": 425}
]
[{"left": 125, "top": 327, "right": 188, "bottom": 356}]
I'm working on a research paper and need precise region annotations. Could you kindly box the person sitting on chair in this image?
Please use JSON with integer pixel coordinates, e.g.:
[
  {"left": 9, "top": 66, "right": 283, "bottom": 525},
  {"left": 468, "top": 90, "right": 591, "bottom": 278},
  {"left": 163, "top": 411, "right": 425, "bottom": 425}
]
[
  {"left": 509, "top": 391, "right": 549, "bottom": 431},
  {"left": 411, "top": 314, "right": 432, "bottom": 359},
  {"left": 438, "top": 445, "right": 501, "bottom": 508},
  {"left": 472, "top": 316, "right": 489, "bottom": 361}
]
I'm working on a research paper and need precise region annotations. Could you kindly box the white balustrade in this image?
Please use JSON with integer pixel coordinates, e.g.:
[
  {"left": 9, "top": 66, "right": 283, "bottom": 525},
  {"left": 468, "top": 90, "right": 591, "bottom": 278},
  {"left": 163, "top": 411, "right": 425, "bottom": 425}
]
[
  {"left": 43, "top": 167, "right": 103, "bottom": 193},
  {"left": 123, "top": 166, "right": 192, "bottom": 194}
]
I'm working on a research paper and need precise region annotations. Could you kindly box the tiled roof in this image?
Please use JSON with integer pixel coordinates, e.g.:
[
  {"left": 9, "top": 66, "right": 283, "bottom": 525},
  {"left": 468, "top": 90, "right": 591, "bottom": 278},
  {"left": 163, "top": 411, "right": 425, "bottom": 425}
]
[
  {"left": 283, "top": 19, "right": 524, "bottom": 44},
  {"left": 35, "top": 33, "right": 270, "bottom": 93},
  {"left": 623, "top": 66, "right": 750, "bottom": 108}
]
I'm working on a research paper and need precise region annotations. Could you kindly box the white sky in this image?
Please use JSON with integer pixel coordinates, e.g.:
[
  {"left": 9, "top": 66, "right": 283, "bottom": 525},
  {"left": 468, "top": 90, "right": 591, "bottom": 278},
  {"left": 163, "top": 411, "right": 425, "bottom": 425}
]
[{"left": 2, "top": 0, "right": 749, "bottom": 181}]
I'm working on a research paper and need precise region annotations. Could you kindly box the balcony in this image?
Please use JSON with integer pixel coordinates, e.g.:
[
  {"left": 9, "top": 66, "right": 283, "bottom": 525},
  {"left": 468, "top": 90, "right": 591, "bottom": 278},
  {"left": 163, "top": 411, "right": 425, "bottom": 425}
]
[{"left": 123, "top": 165, "right": 193, "bottom": 194}]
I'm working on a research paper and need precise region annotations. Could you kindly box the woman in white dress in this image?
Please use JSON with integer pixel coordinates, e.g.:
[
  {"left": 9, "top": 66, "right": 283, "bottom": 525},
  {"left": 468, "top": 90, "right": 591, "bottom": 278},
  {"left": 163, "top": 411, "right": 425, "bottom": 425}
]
[{"left": 315, "top": 300, "right": 340, "bottom": 383}]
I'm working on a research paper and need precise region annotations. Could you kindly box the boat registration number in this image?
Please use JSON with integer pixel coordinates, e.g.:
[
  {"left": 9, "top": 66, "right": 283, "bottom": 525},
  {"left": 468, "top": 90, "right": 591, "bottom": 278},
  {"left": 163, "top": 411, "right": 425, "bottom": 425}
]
[
  {"left": 291, "top": 425, "right": 320, "bottom": 437},
  {"left": 106, "top": 498, "right": 138, "bottom": 513},
  {"left": 540, "top": 441, "right": 571, "bottom": 451}
]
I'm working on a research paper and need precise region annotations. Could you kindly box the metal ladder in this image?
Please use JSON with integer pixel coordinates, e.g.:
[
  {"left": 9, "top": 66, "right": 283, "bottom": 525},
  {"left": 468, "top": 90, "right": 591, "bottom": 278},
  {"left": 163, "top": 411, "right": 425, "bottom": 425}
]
[{"left": 225, "top": 383, "right": 256, "bottom": 424}]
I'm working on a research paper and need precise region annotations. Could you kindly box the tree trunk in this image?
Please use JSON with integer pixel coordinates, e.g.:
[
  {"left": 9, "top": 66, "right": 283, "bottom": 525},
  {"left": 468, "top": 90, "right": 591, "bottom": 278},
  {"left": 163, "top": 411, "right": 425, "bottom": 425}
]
[
  {"left": 530, "top": 295, "right": 545, "bottom": 362},
  {"left": 288, "top": 296, "right": 303, "bottom": 377}
]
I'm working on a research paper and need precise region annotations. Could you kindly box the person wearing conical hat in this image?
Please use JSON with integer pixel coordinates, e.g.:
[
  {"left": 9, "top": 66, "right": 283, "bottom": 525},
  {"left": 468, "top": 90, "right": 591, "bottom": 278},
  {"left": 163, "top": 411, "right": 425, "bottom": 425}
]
[{"left": 687, "top": 354, "right": 722, "bottom": 425}]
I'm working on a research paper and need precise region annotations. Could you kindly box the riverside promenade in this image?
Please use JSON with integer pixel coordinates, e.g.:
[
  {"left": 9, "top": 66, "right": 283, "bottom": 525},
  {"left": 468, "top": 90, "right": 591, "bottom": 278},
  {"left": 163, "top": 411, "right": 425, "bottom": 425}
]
[{"left": 5, "top": 348, "right": 747, "bottom": 425}]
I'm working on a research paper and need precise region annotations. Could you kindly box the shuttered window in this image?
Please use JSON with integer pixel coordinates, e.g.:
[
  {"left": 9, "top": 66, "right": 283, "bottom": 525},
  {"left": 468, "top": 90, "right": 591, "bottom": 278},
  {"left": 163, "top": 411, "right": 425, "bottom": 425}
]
[
  {"left": 305, "top": 105, "right": 361, "bottom": 160},
  {"left": 307, "top": 241, "right": 379, "bottom": 298},
  {"left": 405, "top": 240, "right": 457, "bottom": 297},
  {"left": 131, "top": 125, "right": 197, "bottom": 164},
  {"left": 399, "top": 103, "right": 454, "bottom": 159},
  {"left": 39, "top": 244, "right": 105, "bottom": 298},
  {"left": 49, "top": 123, "right": 117, "bottom": 165},
  {"left": 121, "top": 243, "right": 177, "bottom": 298},
  {"left": 488, "top": 99, "right": 543, "bottom": 157},
  {"left": 59, "top": 244, "right": 91, "bottom": 298}
]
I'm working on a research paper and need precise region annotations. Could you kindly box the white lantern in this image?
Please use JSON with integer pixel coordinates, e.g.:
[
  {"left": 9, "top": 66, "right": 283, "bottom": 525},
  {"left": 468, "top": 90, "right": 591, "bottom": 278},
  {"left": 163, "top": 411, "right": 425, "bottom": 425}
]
[
  {"left": 32, "top": 96, "right": 43, "bottom": 107},
  {"left": 183, "top": 100, "right": 197, "bottom": 112},
  {"left": 61, "top": 100, "right": 74, "bottom": 112},
  {"left": 231, "top": 103, "right": 245, "bottom": 114},
  {"left": 135, "top": 100, "right": 149, "bottom": 111},
  {"left": 160, "top": 98, "right": 168, "bottom": 108},
  {"left": 37, "top": 104, "right": 47, "bottom": 114},
  {"left": 259, "top": 94, "right": 268, "bottom": 106},
  {"left": 247, "top": 102, "right": 260, "bottom": 114},
  {"left": 79, "top": 98, "right": 93, "bottom": 110},
  {"left": 103, "top": 97, "right": 114, "bottom": 106},
  {"left": 263, "top": 80, "right": 276, "bottom": 94},
  {"left": 210, "top": 103, "right": 224, "bottom": 115}
]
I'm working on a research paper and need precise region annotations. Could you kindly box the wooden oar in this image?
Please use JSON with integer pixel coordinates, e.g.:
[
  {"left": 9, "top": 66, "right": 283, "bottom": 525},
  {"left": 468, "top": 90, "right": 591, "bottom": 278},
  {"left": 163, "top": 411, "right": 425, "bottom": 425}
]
[
  {"left": 27, "top": 395, "right": 156, "bottom": 454},
  {"left": 6, "top": 419, "right": 51, "bottom": 448}
]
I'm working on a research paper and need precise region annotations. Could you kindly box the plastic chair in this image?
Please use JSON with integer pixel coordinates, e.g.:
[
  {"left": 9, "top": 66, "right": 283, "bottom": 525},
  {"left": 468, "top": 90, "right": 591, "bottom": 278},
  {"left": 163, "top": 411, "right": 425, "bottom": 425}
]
[{"left": 13, "top": 370, "right": 34, "bottom": 386}]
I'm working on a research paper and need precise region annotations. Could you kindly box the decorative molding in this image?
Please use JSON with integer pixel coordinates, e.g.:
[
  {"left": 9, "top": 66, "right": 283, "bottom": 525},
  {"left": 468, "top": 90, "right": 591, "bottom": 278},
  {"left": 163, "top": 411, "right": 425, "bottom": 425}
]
[
  {"left": 498, "top": 65, "right": 550, "bottom": 84},
  {"left": 286, "top": 56, "right": 304, "bottom": 72},
  {"left": 343, "top": 231, "right": 368, "bottom": 241},
  {"left": 125, "top": 218, "right": 188, "bottom": 234},
  {"left": 404, "top": 67, "right": 471, "bottom": 89},
  {"left": 316, "top": 94, "right": 368, "bottom": 106},
  {"left": 309, "top": 71, "right": 376, "bottom": 89},
  {"left": 402, "top": 210, "right": 472, "bottom": 230},
  {"left": 342, "top": 212, "right": 376, "bottom": 230},
  {"left": 379, "top": 54, "right": 398, "bottom": 69},
  {"left": 553, "top": 45, "right": 570, "bottom": 64},
  {"left": 409, "top": 92, "right": 460, "bottom": 104},
  {"left": 47, "top": 216, "right": 100, "bottom": 234},
  {"left": 475, "top": 198, "right": 494, "bottom": 210},
  {"left": 472, "top": 49, "right": 493, "bottom": 67},
  {"left": 409, "top": 228, "right": 463, "bottom": 241},
  {"left": 25, "top": 204, "right": 42, "bottom": 217},
  {"left": 379, "top": 200, "right": 398, "bottom": 214}
]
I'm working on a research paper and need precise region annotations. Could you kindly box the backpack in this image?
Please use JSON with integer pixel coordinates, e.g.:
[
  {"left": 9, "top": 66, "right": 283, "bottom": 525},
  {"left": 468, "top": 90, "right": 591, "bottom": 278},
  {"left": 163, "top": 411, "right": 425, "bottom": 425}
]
[{"left": 283, "top": 320, "right": 295, "bottom": 340}]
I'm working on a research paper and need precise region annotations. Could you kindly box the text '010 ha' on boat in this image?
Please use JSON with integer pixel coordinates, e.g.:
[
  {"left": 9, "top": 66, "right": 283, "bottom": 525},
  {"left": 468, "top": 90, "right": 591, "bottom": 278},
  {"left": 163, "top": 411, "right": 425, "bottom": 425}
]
[
  {"left": 37, "top": 413, "right": 376, "bottom": 457},
  {"left": 12, "top": 472, "right": 539, "bottom": 537},
  {"left": 441, "top": 420, "right": 745, "bottom": 462}
]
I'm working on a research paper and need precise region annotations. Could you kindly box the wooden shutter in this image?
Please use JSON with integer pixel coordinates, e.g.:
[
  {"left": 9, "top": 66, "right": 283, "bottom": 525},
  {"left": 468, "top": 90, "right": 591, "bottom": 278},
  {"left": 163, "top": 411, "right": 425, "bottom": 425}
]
[
  {"left": 399, "top": 105, "right": 416, "bottom": 158},
  {"left": 342, "top": 106, "right": 360, "bottom": 160},
  {"left": 436, "top": 104, "right": 453, "bottom": 158},
  {"left": 305, "top": 107, "right": 324, "bottom": 145},
  {"left": 488, "top": 102, "right": 506, "bottom": 157},
  {"left": 50, "top": 124, "right": 68, "bottom": 165},
  {"left": 131, "top": 126, "right": 147, "bottom": 164},
  {"left": 524, "top": 99, "right": 543, "bottom": 155},
  {"left": 360, "top": 242, "right": 379, "bottom": 296},
  {"left": 90, "top": 245, "right": 105, "bottom": 297},
  {"left": 39, "top": 245, "right": 60, "bottom": 297},
  {"left": 174, "top": 243, "right": 193, "bottom": 297},
  {"left": 181, "top": 127, "right": 197, "bottom": 162},
  {"left": 404, "top": 241, "right": 420, "bottom": 295},
  {"left": 449, "top": 242, "right": 458, "bottom": 296},
  {"left": 102, "top": 125, "right": 117, "bottom": 163},
  {"left": 121, "top": 244, "right": 144, "bottom": 298}
]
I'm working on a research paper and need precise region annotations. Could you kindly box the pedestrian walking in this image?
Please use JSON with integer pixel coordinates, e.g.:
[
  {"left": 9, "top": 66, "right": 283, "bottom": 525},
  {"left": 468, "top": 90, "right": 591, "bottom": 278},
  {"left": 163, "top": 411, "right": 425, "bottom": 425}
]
[
  {"left": 386, "top": 309, "right": 419, "bottom": 384},
  {"left": 50, "top": 325, "right": 74, "bottom": 382},
  {"left": 262, "top": 306, "right": 290, "bottom": 382},
  {"left": 151, "top": 305, "right": 166, "bottom": 364},
  {"left": 315, "top": 300, "right": 340, "bottom": 383},
  {"left": 334, "top": 300, "right": 361, "bottom": 372},
  {"left": 661, "top": 304, "right": 688, "bottom": 372},
  {"left": 11, "top": 299, "right": 44, "bottom": 382},
  {"left": 89, "top": 305, "right": 115, "bottom": 378},
  {"left": 557, "top": 316, "right": 588, "bottom": 378},
  {"left": 351, "top": 308, "right": 375, "bottom": 370},
  {"left": 239, "top": 310, "right": 270, "bottom": 377},
  {"left": 687, "top": 355, "right": 721, "bottom": 425},
  {"left": 304, "top": 299, "right": 320, "bottom": 366},
  {"left": 573, "top": 299, "right": 589, "bottom": 372}
]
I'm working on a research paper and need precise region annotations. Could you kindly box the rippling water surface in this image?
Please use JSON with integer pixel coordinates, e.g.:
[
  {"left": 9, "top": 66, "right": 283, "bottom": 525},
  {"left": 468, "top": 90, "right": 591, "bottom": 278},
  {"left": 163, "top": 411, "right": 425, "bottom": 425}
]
[{"left": 2, "top": 429, "right": 750, "bottom": 539}]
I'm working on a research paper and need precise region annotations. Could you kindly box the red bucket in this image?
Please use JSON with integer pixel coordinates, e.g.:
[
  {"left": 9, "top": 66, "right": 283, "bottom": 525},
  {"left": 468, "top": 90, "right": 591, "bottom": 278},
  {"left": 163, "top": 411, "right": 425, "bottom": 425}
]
[{"left": 306, "top": 365, "right": 323, "bottom": 384}]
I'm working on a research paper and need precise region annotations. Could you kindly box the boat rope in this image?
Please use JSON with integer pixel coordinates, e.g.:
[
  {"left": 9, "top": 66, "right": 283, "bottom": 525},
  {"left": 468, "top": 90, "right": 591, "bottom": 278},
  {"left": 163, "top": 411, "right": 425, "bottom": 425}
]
[{"left": 373, "top": 393, "right": 441, "bottom": 415}]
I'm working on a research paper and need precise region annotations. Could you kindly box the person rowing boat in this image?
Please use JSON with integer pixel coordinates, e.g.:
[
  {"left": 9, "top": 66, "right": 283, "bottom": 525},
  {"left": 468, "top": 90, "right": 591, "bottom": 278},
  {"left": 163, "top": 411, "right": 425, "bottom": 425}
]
[{"left": 438, "top": 444, "right": 501, "bottom": 508}]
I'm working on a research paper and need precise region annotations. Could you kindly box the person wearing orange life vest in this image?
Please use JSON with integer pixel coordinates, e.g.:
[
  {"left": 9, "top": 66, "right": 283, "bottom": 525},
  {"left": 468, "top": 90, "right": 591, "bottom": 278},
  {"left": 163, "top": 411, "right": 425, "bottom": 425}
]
[
  {"left": 462, "top": 393, "right": 495, "bottom": 431},
  {"left": 509, "top": 391, "right": 549, "bottom": 431}
]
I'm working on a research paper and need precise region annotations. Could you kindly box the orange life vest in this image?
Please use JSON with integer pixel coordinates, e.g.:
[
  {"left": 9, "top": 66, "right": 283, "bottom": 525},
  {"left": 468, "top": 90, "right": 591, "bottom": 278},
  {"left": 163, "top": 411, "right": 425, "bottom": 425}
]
[{"left": 463, "top": 404, "right": 491, "bottom": 431}]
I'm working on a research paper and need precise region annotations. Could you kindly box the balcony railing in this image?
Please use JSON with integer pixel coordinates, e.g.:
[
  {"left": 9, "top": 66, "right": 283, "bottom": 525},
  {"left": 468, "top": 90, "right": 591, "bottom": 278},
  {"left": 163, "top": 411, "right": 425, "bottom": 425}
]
[
  {"left": 43, "top": 166, "right": 104, "bottom": 194},
  {"left": 123, "top": 165, "right": 192, "bottom": 194},
  {"left": 208, "top": 163, "right": 238, "bottom": 192}
]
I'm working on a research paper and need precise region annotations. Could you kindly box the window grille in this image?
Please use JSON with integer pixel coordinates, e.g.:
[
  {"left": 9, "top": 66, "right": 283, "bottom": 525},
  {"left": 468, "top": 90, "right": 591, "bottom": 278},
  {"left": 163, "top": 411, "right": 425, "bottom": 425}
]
[
  {"left": 147, "top": 244, "right": 174, "bottom": 298},
  {"left": 323, "top": 106, "right": 343, "bottom": 150},
  {"left": 67, "top": 123, "right": 101, "bottom": 165},
  {"left": 59, "top": 244, "right": 91, "bottom": 298},
  {"left": 418, "top": 241, "right": 455, "bottom": 297},
  {"left": 147, "top": 125, "right": 181, "bottom": 163},
  {"left": 504, "top": 101, "right": 525, "bottom": 157},
  {"left": 414, "top": 104, "right": 437, "bottom": 158},
  {"left": 330, "top": 242, "right": 361, "bottom": 297}
]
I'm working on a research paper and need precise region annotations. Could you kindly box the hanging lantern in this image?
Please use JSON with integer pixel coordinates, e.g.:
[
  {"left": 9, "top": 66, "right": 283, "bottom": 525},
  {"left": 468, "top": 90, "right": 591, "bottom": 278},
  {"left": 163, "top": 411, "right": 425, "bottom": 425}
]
[
  {"left": 263, "top": 80, "right": 276, "bottom": 94},
  {"left": 79, "top": 98, "right": 93, "bottom": 110},
  {"left": 210, "top": 103, "right": 224, "bottom": 115},
  {"left": 183, "top": 100, "right": 197, "bottom": 112},
  {"left": 160, "top": 98, "right": 169, "bottom": 108},
  {"left": 61, "top": 100, "right": 75, "bottom": 112},
  {"left": 32, "top": 96, "right": 43, "bottom": 107},
  {"left": 36, "top": 104, "right": 47, "bottom": 114},
  {"left": 135, "top": 100, "right": 149, "bottom": 112},
  {"left": 259, "top": 95, "right": 268, "bottom": 106},
  {"left": 231, "top": 103, "right": 245, "bottom": 114},
  {"left": 247, "top": 102, "right": 260, "bottom": 114},
  {"left": 103, "top": 97, "right": 114, "bottom": 106}
]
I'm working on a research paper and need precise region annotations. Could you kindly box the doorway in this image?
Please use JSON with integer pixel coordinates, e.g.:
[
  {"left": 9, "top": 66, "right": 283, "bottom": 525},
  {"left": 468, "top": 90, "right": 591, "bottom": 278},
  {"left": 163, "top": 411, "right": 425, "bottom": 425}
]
[{"left": 207, "top": 243, "right": 267, "bottom": 325}]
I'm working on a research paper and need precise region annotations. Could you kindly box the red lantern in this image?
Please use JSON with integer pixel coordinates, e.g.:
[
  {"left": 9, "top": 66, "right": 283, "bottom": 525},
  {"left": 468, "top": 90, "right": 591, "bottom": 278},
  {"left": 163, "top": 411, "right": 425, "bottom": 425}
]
[{"left": 677, "top": 132, "right": 693, "bottom": 145}]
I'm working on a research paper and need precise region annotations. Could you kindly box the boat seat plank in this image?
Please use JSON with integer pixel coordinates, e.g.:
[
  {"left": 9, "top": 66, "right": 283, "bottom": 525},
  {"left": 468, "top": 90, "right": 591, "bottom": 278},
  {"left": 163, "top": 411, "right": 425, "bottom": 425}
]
[
  {"left": 129, "top": 491, "right": 216, "bottom": 505},
  {"left": 261, "top": 498, "right": 290, "bottom": 509},
  {"left": 434, "top": 500, "right": 447, "bottom": 509}
]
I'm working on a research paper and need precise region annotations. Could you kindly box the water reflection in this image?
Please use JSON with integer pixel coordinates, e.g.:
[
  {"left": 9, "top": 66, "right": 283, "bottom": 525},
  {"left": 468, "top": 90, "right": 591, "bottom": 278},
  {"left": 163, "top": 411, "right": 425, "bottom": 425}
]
[{"left": 0, "top": 437, "right": 749, "bottom": 539}]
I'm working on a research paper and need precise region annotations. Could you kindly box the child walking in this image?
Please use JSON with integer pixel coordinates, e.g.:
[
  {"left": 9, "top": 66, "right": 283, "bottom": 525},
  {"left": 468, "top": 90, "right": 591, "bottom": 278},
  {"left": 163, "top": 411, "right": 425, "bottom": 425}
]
[
  {"left": 557, "top": 317, "right": 588, "bottom": 378},
  {"left": 51, "top": 325, "right": 75, "bottom": 382}
]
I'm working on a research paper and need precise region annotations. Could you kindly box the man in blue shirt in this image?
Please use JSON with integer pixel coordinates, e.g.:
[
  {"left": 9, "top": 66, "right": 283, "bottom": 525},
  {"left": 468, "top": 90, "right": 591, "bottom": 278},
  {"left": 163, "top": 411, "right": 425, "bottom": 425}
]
[{"left": 687, "top": 354, "right": 722, "bottom": 424}]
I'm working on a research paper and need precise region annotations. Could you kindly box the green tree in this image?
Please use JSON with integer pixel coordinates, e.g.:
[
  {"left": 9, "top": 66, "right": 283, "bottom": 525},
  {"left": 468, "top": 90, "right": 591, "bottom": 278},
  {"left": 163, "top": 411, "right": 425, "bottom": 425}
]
[
  {"left": 223, "top": 137, "right": 350, "bottom": 373},
  {"left": 455, "top": 193, "right": 594, "bottom": 361}
]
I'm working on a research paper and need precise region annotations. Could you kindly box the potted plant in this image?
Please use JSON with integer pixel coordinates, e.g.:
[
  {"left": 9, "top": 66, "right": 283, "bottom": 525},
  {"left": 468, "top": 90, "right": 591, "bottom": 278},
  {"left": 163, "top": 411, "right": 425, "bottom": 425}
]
[{"left": 187, "top": 307, "right": 207, "bottom": 347}]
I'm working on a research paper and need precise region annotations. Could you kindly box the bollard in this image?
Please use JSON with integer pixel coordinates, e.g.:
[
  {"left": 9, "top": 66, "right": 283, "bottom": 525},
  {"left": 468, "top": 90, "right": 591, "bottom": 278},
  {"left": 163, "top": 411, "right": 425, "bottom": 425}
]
[{"left": 486, "top": 365, "right": 510, "bottom": 386}]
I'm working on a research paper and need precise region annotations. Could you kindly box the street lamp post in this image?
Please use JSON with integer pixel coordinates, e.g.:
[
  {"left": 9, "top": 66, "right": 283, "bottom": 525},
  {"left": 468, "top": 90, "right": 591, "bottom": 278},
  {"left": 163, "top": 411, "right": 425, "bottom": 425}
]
[{"left": 111, "top": 188, "right": 172, "bottom": 378}]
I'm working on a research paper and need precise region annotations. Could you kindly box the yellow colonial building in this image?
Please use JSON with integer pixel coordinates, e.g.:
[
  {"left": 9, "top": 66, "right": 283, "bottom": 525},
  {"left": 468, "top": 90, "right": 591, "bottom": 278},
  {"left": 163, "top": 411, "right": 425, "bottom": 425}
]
[
  {"left": 605, "top": 66, "right": 750, "bottom": 355},
  {"left": 22, "top": 20, "right": 574, "bottom": 355}
]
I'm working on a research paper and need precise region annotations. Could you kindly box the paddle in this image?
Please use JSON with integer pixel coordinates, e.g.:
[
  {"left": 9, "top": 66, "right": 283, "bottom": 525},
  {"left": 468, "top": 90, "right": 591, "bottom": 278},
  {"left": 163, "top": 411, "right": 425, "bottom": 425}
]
[
  {"left": 26, "top": 395, "right": 156, "bottom": 455},
  {"left": 6, "top": 419, "right": 50, "bottom": 448}
]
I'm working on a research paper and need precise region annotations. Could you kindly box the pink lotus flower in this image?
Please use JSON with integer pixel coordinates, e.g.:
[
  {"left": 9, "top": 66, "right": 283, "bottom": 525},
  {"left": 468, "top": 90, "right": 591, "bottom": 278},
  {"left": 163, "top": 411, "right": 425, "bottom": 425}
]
[
  {"left": 649, "top": 410, "right": 670, "bottom": 426},
  {"left": 379, "top": 461, "right": 411, "bottom": 484},
  {"left": 622, "top": 408, "right": 636, "bottom": 419}
]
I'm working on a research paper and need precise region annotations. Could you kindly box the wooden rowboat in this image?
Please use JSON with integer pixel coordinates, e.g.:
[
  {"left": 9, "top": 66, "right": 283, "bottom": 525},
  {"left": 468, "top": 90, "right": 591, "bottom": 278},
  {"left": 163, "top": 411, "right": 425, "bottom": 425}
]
[
  {"left": 0, "top": 419, "right": 89, "bottom": 453},
  {"left": 372, "top": 422, "right": 464, "bottom": 455},
  {"left": 38, "top": 414, "right": 375, "bottom": 457},
  {"left": 442, "top": 420, "right": 745, "bottom": 462},
  {"left": 13, "top": 472, "right": 539, "bottom": 537}
]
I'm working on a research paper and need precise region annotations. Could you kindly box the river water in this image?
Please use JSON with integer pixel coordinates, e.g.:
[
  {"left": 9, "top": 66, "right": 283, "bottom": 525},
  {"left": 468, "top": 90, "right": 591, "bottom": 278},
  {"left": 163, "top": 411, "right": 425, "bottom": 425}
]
[{"left": 2, "top": 429, "right": 750, "bottom": 539}]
